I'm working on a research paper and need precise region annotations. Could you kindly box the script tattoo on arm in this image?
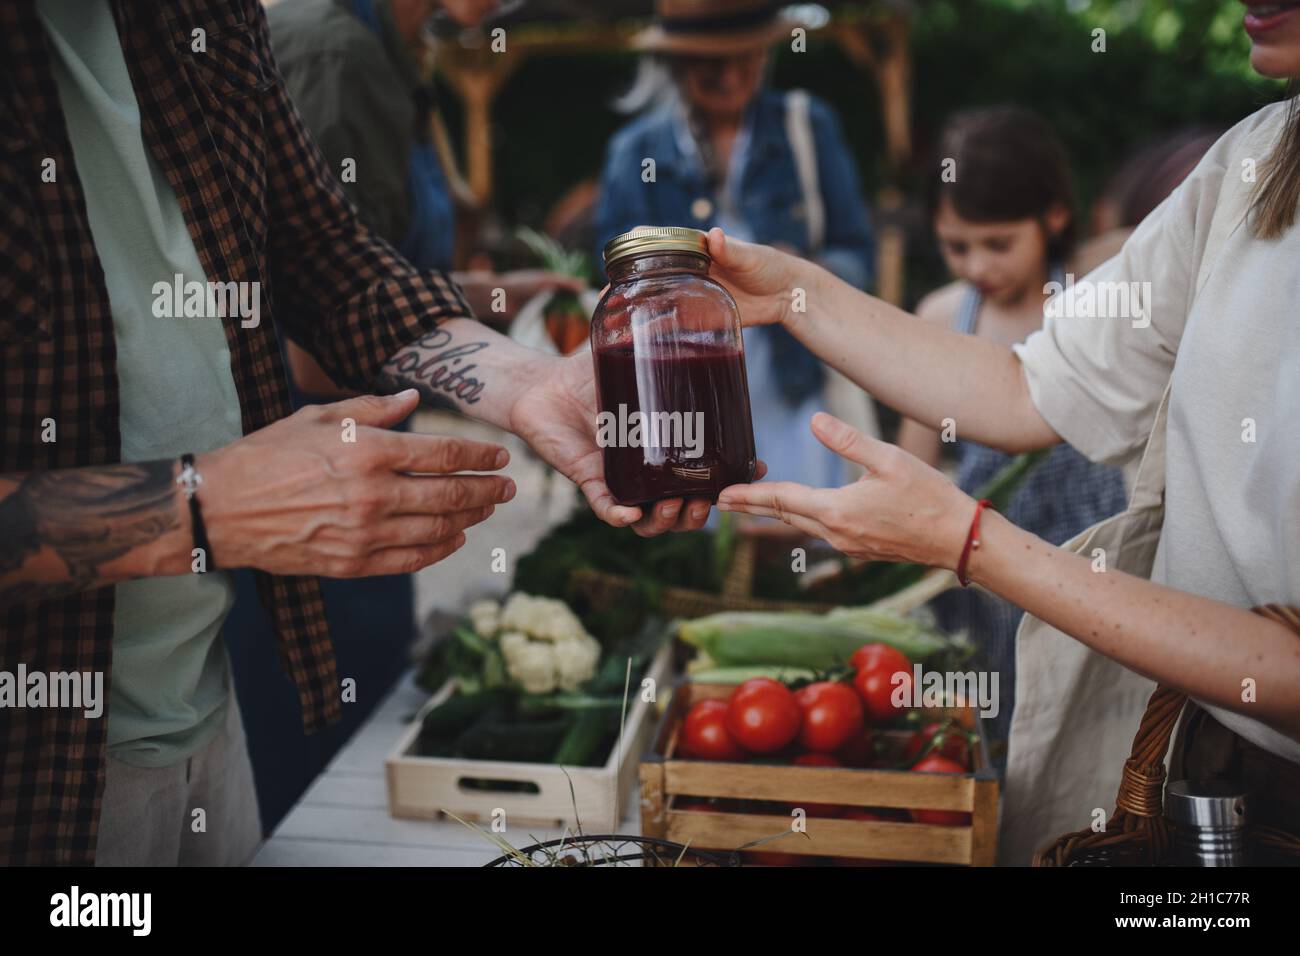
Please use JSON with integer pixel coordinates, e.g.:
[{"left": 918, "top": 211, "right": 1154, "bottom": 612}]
[
  {"left": 0, "top": 461, "right": 180, "bottom": 606},
  {"left": 375, "top": 327, "right": 488, "bottom": 411}
]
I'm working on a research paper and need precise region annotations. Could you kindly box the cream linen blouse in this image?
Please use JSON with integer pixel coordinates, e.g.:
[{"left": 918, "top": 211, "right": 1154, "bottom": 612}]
[{"left": 1014, "top": 99, "right": 1300, "bottom": 764}]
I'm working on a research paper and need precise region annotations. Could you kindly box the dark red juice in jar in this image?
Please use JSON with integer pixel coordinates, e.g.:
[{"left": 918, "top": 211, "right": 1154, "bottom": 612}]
[
  {"left": 595, "top": 342, "right": 756, "bottom": 504},
  {"left": 591, "top": 226, "right": 757, "bottom": 505}
]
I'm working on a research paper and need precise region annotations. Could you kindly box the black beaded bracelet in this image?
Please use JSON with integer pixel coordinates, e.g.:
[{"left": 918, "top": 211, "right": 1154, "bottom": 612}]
[{"left": 176, "top": 453, "right": 215, "bottom": 572}]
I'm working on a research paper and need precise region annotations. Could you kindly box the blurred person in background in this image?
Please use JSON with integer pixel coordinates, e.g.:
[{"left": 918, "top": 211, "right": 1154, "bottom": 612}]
[
  {"left": 1073, "top": 126, "right": 1222, "bottom": 274},
  {"left": 269, "top": 0, "right": 583, "bottom": 375},
  {"left": 896, "top": 107, "right": 1128, "bottom": 759},
  {"left": 593, "top": 0, "right": 879, "bottom": 496}
]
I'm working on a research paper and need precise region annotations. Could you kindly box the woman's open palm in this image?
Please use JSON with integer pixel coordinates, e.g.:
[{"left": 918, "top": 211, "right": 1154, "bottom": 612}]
[{"left": 718, "top": 412, "right": 975, "bottom": 570}]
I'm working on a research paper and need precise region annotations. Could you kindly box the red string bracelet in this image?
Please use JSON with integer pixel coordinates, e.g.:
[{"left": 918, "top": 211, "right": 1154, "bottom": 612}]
[{"left": 955, "top": 499, "right": 993, "bottom": 588}]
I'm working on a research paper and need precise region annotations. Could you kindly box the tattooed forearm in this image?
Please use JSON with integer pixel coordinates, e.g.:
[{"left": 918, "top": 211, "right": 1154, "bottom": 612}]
[
  {"left": 0, "top": 488, "right": 40, "bottom": 577},
  {"left": 0, "top": 461, "right": 181, "bottom": 605},
  {"left": 376, "top": 327, "right": 488, "bottom": 410}
]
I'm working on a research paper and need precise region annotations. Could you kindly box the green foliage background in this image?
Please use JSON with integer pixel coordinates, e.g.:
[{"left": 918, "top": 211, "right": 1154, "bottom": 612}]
[
  {"left": 902, "top": 0, "right": 1281, "bottom": 205},
  {"left": 446, "top": 0, "right": 1287, "bottom": 289}
]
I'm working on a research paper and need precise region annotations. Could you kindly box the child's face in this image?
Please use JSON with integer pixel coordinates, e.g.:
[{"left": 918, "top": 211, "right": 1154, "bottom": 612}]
[{"left": 934, "top": 198, "right": 1049, "bottom": 307}]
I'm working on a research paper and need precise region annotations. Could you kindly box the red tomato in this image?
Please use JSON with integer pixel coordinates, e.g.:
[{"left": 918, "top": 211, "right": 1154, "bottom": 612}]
[
  {"left": 841, "top": 808, "right": 886, "bottom": 821},
  {"left": 850, "top": 642, "right": 914, "bottom": 671},
  {"left": 830, "top": 858, "right": 893, "bottom": 867},
  {"left": 840, "top": 807, "right": 908, "bottom": 823},
  {"left": 793, "top": 752, "right": 840, "bottom": 767},
  {"left": 674, "top": 800, "right": 711, "bottom": 811},
  {"left": 680, "top": 699, "right": 745, "bottom": 761},
  {"left": 830, "top": 857, "right": 893, "bottom": 867},
  {"left": 850, "top": 643, "right": 894, "bottom": 672},
  {"left": 745, "top": 851, "right": 816, "bottom": 867},
  {"left": 674, "top": 799, "right": 721, "bottom": 812},
  {"left": 725, "top": 678, "right": 801, "bottom": 754},
  {"left": 851, "top": 644, "right": 913, "bottom": 722},
  {"left": 794, "top": 681, "right": 865, "bottom": 753},
  {"left": 835, "top": 728, "right": 876, "bottom": 767},
  {"left": 676, "top": 797, "right": 742, "bottom": 812},
  {"left": 903, "top": 722, "right": 972, "bottom": 769},
  {"left": 790, "top": 752, "right": 845, "bottom": 817},
  {"left": 908, "top": 754, "right": 972, "bottom": 826}
]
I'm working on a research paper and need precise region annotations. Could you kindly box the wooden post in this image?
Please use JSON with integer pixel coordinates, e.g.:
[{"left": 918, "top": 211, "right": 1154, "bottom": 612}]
[
  {"left": 876, "top": 16, "right": 914, "bottom": 171},
  {"left": 833, "top": 14, "right": 914, "bottom": 305},
  {"left": 875, "top": 186, "right": 906, "bottom": 306},
  {"left": 436, "top": 47, "right": 524, "bottom": 207},
  {"left": 832, "top": 20, "right": 912, "bottom": 169}
]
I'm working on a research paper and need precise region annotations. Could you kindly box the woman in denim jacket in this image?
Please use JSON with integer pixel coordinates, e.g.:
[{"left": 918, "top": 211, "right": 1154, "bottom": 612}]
[{"left": 594, "top": 0, "right": 876, "bottom": 490}]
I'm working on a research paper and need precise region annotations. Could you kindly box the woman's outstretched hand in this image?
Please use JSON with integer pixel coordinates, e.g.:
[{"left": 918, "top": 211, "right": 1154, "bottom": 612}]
[
  {"left": 704, "top": 227, "right": 823, "bottom": 329},
  {"left": 717, "top": 412, "right": 977, "bottom": 570}
]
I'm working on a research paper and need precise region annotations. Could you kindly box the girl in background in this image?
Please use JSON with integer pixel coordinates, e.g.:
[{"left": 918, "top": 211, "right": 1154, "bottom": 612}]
[{"left": 897, "top": 108, "right": 1128, "bottom": 760}]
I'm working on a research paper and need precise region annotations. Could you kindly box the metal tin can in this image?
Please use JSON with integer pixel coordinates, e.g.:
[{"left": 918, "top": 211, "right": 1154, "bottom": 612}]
[{"left": 1164, "top": 780, "right": 1249, "bottom": 866}]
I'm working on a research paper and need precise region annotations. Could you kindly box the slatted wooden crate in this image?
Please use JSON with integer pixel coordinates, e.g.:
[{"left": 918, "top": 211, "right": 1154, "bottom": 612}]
[
  {"left": 386, "top": 642, "right": 672, "bottom": 831},
  {"left": 639, "top": 681, "right": 999, "bottom": 866}
]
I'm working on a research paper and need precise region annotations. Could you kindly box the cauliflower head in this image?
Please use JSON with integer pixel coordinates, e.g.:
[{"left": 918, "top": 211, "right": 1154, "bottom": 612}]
[
  {"left": 491, "top": 593, "right": 601, "bottom": 693},
  {"left": 467, "top": 598, "right": 501, "bottom": 638}
]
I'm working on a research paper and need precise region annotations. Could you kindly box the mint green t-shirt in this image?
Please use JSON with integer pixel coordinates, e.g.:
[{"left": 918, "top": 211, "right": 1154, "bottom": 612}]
[{"left": 38, "top": 0, "right": 246, "bottom": 766}]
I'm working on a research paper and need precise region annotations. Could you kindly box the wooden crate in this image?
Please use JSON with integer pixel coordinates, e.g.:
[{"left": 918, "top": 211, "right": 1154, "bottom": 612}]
[
  {"left": 639, "top": 681, "right": 1000, "bottom": 866},
  {"left": 386, "top": 642, "right": 672, "bottom": 831}
]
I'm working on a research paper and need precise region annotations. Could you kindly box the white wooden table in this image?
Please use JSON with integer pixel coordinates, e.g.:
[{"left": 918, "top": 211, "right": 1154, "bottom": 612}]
[{"left": 251, "top": 668, "right": 640, "bottom": 867}]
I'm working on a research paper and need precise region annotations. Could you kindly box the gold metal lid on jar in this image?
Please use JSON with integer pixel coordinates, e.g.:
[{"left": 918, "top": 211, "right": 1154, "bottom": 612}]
[{"left": 602, "top": 225, "right": 710, "bottom": 268}]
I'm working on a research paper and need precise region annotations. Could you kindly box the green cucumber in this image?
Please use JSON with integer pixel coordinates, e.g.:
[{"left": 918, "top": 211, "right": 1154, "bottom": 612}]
[
  {"left": 455, "top": 708, "right": 574, "bottom": 763},
  {"left": 552, "top": 711, "right": 613, "bottom": 766},
  {"left": 418, "top": 688, "right": 510, "bottom": 741}
]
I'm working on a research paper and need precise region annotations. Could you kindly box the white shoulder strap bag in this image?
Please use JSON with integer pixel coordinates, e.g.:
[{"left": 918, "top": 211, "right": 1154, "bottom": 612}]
[
  {"left": 784, "top": 90, "right": 881, "bottom": 451},
  {"left": 999, "top": 387, "right": 1169, "bottom": 864}
]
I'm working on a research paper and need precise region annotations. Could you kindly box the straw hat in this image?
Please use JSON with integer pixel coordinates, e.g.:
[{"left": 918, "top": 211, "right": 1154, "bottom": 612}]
[{"left": 632, "top": 0, "right": 797, "bottom": 57}]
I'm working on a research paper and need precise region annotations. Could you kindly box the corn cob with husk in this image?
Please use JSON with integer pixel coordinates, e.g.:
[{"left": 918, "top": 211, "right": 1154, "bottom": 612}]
[{"left": 677, "top": 606, "right": 951, "bottom": 671}]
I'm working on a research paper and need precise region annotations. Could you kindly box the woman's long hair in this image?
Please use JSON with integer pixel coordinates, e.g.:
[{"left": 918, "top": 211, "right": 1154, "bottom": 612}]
[{"left": 1252, "top": 89, "right": 1300, "bottom": 239}]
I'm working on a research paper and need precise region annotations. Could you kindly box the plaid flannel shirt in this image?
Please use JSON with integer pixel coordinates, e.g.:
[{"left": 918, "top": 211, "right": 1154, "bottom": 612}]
[{"left": 0, "top": 0, "right": 471, "bottom": 864}]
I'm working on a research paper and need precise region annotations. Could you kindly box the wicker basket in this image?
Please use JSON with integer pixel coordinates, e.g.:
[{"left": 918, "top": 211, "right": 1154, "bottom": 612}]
[
  {"left": 1034, "top": 604, "right": 1300, "bottom": 866},
  {"left": 570, "top": 534, "right": 835, "bottom": 618}
]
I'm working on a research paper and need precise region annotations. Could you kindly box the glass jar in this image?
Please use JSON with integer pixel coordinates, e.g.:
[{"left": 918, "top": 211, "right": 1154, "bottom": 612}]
[{"left": 590, "top": 226, "right": 757, "bottom": 506}]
